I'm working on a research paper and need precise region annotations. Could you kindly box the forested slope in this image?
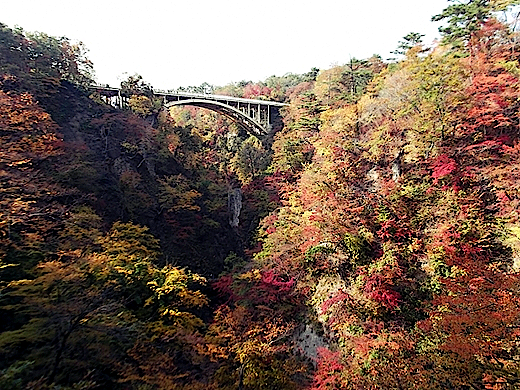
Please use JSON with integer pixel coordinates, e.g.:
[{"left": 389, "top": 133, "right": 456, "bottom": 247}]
[
  {"left": 0, "top": 22, "right": 263, "bottom": 389},
  {"left": 2, "top": 1, "right": 520, "bottom": 388}
]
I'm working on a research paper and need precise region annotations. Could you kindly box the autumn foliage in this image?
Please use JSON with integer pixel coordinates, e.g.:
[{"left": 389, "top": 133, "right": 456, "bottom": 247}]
[{"left": 3, "top": 6, "right": 520, "bottom": 389}]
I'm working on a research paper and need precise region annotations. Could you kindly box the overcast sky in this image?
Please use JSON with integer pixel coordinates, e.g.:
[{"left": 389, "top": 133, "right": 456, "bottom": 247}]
[{"left": 2, "top": 0, "right": 451, "bottom": 89}]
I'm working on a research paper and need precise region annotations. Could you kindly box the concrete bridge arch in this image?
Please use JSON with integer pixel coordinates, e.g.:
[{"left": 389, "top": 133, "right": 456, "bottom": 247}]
[
  {"left": 91, "top": 86, "right": 287, "bottom": 137},
  {"left": 165, "top": 98, "right": 266, "bottom": 136}
]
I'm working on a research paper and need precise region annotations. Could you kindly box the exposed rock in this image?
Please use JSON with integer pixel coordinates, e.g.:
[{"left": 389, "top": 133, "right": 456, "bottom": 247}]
[
  {"left": 391, "top": 160, "right": 401, "bottom": 181},
  {"left": 228, "top": 188, "right": 242, "bottom": 228},
  {"left": 293, "top": 324, "right": 327, "bottom": 366},
  {"left": 367, "top": 166, "right": 382, "bottom": 192},
  {"left": 392, "top": 150, "right": 403, "bottom": 182}
]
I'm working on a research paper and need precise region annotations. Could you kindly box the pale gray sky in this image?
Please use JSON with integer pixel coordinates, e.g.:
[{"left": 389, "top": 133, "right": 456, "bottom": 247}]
[{"left": 2, "top": 0, "right": 451, "bottom": 89}]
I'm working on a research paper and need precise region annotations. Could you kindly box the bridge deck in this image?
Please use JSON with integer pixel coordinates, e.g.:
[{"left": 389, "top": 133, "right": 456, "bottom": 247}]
[{"left": 90, "top": 86, "right": 287, "bottom": 107}]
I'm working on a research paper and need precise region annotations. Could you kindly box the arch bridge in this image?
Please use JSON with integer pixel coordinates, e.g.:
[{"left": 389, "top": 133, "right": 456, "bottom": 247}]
[{"left": 91, "top": 86, "right": 287, "bottom": 136}]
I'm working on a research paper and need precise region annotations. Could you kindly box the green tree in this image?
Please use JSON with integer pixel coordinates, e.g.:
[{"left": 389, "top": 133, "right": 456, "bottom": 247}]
[
  {"left": 232, "top": 136, "right": 270, "bottom": 183},
  {"left": 120, "top": 73, "right": 154, "bottom": 98},
  {"left": 432, "top": 0, "right": 520, "bottom": 47},
  {"left": 392, "top": 32, "right": 426, "bottom": 55},
  {"left": 314, "top": 59, "right": 374, "bottom": 106}
]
